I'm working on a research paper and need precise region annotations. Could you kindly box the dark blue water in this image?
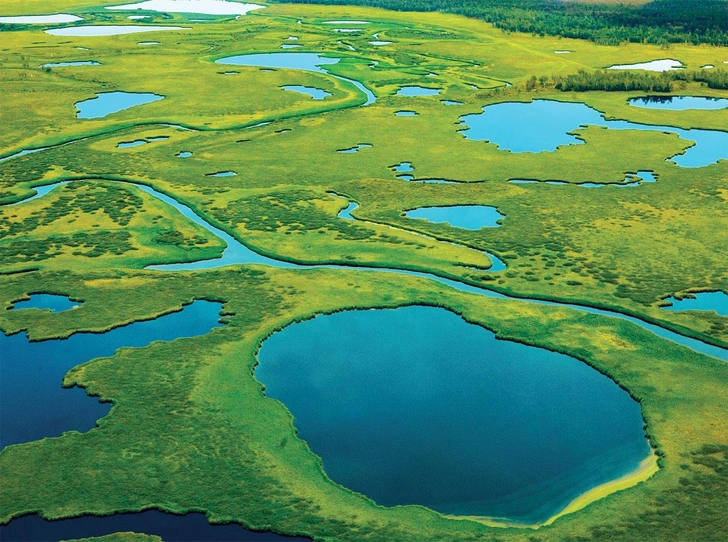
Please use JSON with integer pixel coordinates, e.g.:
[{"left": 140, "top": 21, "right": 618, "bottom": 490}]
[
  {"left": 0, "top": 511, "right": 309, "bottom": 541},
  {"left": 256, "top": 306, "right": 650, "bottom": 524},
  {"left": 663, "top": 291, "right": 728, "bottom": 316},
  {"left": 629, "top": 96, "right": 728, "bottom": 110},
  {"left": 75, "top": 92, "right": 164, "bottom": 119},
  {"left": 459, "top": 99, "right": 728, "bottom": 167},
  {"left": 282, "top": 85, "right": 331, "bottom": 100},
  {"left": 8, "top": 294, "right": 79, "bottom": 312},
  {"left": 396, "top": 86, "right": 441, "bottom": 97},
  {"left": 405, "top": 205, "right": 504, "bottom": 230},
  {"left": 0, "top": 300, "right": 223, "bottom": 449}
]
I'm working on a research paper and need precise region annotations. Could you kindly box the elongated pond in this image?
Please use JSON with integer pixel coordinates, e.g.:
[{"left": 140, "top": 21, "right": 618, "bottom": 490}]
[
  {"left": 0, "top": 511, "right": 308, "bottom": 541},
  {"left": 75, "top": 91, "right": 164, "bottom": 119},
  {"left": 256, "top": 305, "right": 651, "bottom": 524},
  {"left": 8, "top": 293, "right": 80, "bottom": 312}
]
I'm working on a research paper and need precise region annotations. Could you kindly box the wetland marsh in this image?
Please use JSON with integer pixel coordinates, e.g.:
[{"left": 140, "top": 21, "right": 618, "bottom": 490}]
[{"left": 0, "top": 1, "right": 726, "bottom": 541}]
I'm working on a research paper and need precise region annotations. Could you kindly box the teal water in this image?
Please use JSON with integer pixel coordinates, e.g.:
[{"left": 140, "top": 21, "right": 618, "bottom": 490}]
[
  {"left": 216, "top": 53, "right": 376, "bottom": 105},
  {"left": 282, "top": 85, "right": 331, "bottom": 100},
  {"left": 75, "top": 91, "right": 164, "bottom": 119},
  {"left": 256, "top": 306, "right": 651, "bottom": 524},
  {"left": 509, "top": 170, "right": 655, "bottom": 188},
  {"left": 406, "top": 205, "right": 504, "bottom": 230},
  {"left": 395, "top": 110, "right": 418, "bottom": 116},
  {"left": 206, "top": 171, "right": 237, "bottom": 177},
  {"left": 338, "top": 143, "right": 372, "bottom": 153},
  {"left": 663, "top": 291, "right": 728, "bottom": 316},
  {"left": 117, "top": 136, "right": 168, "bottom": 149},
  {"left": 397, "top": 86, "right": 441, "bottom": 97},
  {"left": 9, "top": 293, "right": 80, "bottom": 312},
  {"left": 629, "top": 96, "right": 728, "bottom": 110},
  {"left": 46, "top": 26, "right": 187, "bottom": 37},
  {"left": 42, "top": 61, "right": 100, "bottom": 67},
  {"left": 459, "top": 99, "right": 728, "bottom": 167},
  {"left": 391, "top": 161, "right": 413, "bottom": 172}
]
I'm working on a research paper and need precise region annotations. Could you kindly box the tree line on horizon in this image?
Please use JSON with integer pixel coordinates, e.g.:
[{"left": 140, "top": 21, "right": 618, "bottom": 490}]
[{"left": 279, "top": 0, "right": 728, "bottom": 46}]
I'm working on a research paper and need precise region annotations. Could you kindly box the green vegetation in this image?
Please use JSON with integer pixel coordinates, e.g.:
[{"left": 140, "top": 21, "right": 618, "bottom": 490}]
[{"left": 0, "top": 1, "right": 726, "bottom": 540}]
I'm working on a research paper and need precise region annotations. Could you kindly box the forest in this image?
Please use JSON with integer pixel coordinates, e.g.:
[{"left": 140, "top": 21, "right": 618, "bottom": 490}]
[
  {"left": 278, "top": 0, "right": 728, "bottom": 45},
  {"left": 541, "top": 69, "right": 728, "bottom": 92}
]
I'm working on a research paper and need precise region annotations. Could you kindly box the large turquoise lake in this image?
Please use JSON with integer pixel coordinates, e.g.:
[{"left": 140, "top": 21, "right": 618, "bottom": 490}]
[{"left": 256, "top": 305, "right": 651, "bottom": 524}]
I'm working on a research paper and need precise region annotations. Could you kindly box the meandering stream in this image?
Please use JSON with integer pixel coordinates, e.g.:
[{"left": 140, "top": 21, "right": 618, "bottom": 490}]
[{"left": 5, "top": 179, "right": 727, "bottom": 362}]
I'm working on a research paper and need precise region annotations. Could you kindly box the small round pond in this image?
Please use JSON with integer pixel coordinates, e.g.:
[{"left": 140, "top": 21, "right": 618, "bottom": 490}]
[
  {"left": 256, "top": 306, "right": 651, "bottom": 524},
  {"left": 405, "top": 205, "right": 504, "bottom": 230}
]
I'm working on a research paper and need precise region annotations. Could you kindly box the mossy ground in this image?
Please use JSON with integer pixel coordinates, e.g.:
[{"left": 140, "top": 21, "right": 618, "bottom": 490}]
[{"left": 0, "top": 1, "right": 726, "bottom": 540}]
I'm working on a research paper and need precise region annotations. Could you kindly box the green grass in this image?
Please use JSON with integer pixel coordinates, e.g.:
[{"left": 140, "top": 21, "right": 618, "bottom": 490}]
[{"left": 0, "top": 2, "right": 727, "bottom": 540}]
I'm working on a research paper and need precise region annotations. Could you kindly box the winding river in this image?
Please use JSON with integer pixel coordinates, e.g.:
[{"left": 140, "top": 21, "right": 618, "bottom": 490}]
[{"left": 6, "top": 178, "right": 727, "bottom": 363}]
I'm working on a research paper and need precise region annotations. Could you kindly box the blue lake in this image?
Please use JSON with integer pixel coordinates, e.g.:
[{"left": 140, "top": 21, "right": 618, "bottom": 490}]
[
  {"left": 459, "top": 99, "right": 728, "bottom": 168},
  {"left": 395, "top": 110, "right": 418, "bottom": 116},
  {"left": 42, "top": 61, "right": 100, "bottom": 67},
  {"left": 0, "top": 300, "right": 223, "bottom": 449},
  {"left": 256, "top": 306, "right": 651, "bottom": 524},
  {"left": 75, "top": 91, "right": 164, "bottom": 119},
  {"left": 206, "top": 171, "right": 238, "bottom": 177},
  {"left": 216, "top": 53, "right": 375, "bottom": 105},
  {"left": 628, "top": 96, "right": 728, "bottom": 110},
  {"left": 442, "top": 100, "right": 463, "bottom": 105},
  {"left": 0, "top": 511, "right": 308, "bottom": 541},
  {"left": 282, "top": 85, "right": 331, "bottom": 100},
  {"left": 663, "top": 291, "right": 728, "bottom": 316},
  {"left": 406, "top": 205, "right": 504, "bottom": 230},
  {"left": 396, "top": 86, "right": 441, "bottom": 97},
  {"left": 390, "top": 161, "right": 413, "bottom": 172},
  {"left": 177, "top": 151, "right": 192, "bottom": 158},
  {"left": 8, "top": 293, "right": 79, "bottom": 312}
]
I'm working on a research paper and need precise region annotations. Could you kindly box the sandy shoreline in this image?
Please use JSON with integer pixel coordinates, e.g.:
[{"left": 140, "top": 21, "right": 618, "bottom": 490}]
[{"left": 446, "top": 451, "right": 659, "bottom": 529}]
